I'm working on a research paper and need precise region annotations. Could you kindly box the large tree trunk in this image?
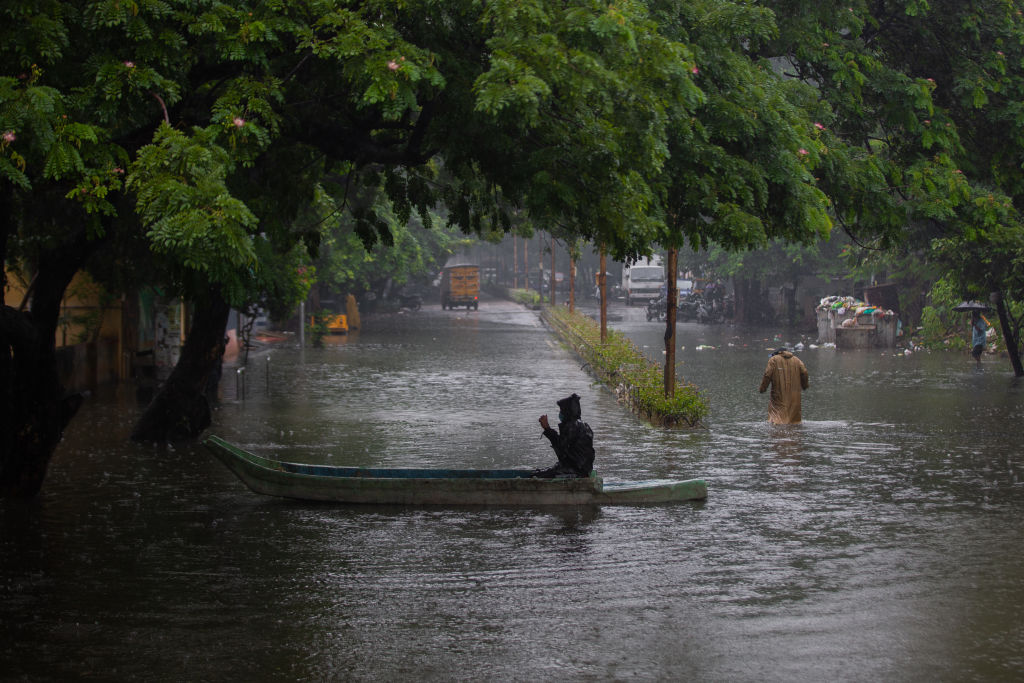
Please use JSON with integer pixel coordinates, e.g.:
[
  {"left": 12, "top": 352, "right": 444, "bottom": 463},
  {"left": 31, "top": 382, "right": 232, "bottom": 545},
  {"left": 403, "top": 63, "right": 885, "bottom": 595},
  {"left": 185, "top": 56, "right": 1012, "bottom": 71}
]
[
  {"left": 1, "top": 230, "right": 95, "bottom": 498},
  {"left": 524, "top": 237, "right": 529, "bottom": 293},
  {"left": 0, "top": 308, "right": 83, "bottom": 497},
  {"left": 599, "top": 247, "right": 607, "bottom": 343},
  {"left": 664, "top": 248, "right": 678, "bottom": 397},
  {"left": 131, "top": 289, "right": 230, "bottom": 442},
  {"left": 569, "top": 257, "right": 575, "bottom": 313},
  {"left": 549, "top": 235, "right": 556, "bottom": 307},
  {"left": 513, "top": 238, "right": 518, "bottom": 289},
  {"left": 992, "top": 291, "right": 1024, "bottom": 377}
]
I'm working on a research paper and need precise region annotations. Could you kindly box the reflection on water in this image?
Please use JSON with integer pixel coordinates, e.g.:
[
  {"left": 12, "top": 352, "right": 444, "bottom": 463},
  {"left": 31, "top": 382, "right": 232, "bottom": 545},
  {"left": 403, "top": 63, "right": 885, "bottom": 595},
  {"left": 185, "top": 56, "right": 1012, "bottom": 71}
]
[{"left": 3, "top": 298, "right": 1024, "bottom": 681}]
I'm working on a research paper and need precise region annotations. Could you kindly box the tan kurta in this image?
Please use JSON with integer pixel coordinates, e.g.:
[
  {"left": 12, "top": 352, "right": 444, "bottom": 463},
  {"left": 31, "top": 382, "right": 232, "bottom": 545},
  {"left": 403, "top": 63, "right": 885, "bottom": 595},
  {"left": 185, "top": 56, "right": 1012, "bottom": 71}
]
[{"left": 759, "top": 351, "right": 809, "bottom": 424}]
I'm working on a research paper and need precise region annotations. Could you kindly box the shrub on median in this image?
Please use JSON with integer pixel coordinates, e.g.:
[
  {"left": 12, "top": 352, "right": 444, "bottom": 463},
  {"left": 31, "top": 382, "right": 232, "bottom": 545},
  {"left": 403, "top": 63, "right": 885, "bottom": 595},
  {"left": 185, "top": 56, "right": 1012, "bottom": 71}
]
[
  {"left": 543, "top": 306, "right": 708, "bottom": 427},
  {"left": 508, "top": 288, "right": 543, "bottom": 307}
]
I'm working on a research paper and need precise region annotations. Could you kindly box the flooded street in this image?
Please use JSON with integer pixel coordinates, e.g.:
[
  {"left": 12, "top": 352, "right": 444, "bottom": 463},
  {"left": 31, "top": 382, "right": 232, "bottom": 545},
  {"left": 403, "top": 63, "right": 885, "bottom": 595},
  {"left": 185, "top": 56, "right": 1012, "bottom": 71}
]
[{"left": 3, "top": 295, "right": 1024, "bottom": 681}]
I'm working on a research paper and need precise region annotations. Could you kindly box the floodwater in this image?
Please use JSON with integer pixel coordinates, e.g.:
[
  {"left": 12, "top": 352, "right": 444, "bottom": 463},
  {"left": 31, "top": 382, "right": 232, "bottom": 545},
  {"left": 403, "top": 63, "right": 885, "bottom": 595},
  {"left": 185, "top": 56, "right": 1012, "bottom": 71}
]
[{"left": 3, "top": 296, "right": 1023, "bottom": 682}]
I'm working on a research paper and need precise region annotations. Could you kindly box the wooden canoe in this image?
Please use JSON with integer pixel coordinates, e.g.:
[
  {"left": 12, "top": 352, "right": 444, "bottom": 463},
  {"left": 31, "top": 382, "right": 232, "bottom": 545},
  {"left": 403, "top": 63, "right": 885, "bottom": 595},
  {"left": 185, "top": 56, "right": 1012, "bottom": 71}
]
[{"left": 205, "top": 435, "right": 707, "bottom": 506}]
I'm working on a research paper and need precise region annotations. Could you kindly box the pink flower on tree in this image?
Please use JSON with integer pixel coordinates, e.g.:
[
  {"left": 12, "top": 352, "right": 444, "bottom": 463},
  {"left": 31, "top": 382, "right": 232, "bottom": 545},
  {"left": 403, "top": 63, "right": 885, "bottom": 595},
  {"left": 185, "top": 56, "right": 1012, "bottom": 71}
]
[
  {"left": 2, "top": 131, "right": 15, "bottom": 143},
  {"left": 798, "top": 148, "right": 808, "bottom": 156},
  {"left": 387, "top": 60, "right": 399, "bottom": 71},
  {"left": 814, "top": 122, "right": 825, "bottom": 131},
  {"left": 691, "top": 66, "right": 699, "bottom": 75},
  {"left": 123, "top": 61, "right": 135, "bottom": 68},
  {"left": 233, "top": 117, "right": 246, "bottom": 128}
]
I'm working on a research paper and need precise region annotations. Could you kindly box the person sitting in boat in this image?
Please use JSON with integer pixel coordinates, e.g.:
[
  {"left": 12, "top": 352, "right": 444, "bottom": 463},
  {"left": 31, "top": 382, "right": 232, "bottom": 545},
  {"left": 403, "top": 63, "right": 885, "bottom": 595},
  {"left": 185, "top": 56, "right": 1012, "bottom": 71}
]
[{"left": 533, "top": 393, "right": 595, "bottom": 478}]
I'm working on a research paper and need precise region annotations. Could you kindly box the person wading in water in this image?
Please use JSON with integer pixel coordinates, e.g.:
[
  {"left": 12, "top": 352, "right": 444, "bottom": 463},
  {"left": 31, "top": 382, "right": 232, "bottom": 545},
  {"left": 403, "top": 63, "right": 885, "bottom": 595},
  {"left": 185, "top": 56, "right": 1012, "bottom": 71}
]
[
  {"left": 970, "top": 310, "right": 989, "bottom": 368},
  {"left": 759, "top": 348, "right": 809, "bottom": 424},
  {"left": 533, "top": 393, "right": 595, "bottom": 478}
]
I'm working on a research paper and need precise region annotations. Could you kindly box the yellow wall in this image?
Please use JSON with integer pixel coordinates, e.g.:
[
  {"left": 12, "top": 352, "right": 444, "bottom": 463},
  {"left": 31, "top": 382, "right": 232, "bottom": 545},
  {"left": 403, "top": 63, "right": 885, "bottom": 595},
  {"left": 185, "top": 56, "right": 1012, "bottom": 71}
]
[
  {"left": 4, "top": 266, "right": 122, "bottom": 349},
  {"left": 2, "top": 266, "right": 28, "bottom": 308}
]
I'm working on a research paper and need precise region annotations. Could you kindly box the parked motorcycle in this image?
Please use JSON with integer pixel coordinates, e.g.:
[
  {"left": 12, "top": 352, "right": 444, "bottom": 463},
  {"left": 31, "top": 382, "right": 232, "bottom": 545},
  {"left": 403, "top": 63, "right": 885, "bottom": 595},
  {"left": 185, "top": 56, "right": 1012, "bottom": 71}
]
[
  {"left": 646, "top": 295, "right": 668, "bottom": 322},
  {"left": 676, "top": 294, "right": 713, "bottom": 323},
  {"left": 398, "top": 292, "right": 422, "bottom": 310},
  {"left": 677, "top": 293, "right": 703, "bottom": 322},
  {"left": 695, "top": 299, "right": 712, "bottom": 324}
]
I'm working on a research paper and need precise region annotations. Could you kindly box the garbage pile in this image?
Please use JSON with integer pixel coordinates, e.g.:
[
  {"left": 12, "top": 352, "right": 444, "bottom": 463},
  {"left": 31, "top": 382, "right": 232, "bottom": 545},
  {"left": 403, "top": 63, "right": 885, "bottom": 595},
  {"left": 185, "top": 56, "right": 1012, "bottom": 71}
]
[
  {"left": 817, "top": 295, "right": 896, "bottom": 327},
  {"left": 816, "top": 295, "right": 901, "bottom": 347}
]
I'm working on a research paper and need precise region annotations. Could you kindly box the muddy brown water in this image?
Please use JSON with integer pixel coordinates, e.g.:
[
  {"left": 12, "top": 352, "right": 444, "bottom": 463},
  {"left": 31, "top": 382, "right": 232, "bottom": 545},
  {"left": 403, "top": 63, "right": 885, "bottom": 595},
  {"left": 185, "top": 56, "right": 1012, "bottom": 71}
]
[{"left": 3, "top": 296, "right": 1023, "bottom": 681}]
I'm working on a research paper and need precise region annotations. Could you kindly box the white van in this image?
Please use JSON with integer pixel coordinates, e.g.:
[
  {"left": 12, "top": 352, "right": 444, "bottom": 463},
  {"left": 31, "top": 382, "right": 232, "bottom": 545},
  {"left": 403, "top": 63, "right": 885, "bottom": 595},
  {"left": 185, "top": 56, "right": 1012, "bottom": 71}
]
[{"left": 622, "top": 256, "right": 665, "bottom": 305}]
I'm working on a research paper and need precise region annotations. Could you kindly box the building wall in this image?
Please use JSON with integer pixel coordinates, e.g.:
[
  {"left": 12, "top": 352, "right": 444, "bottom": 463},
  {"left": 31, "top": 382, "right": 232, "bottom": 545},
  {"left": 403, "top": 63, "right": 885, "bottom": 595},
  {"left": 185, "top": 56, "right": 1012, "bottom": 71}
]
[
  {"left": 4, "top": 266, "right": 127, "bottom": 391},
  {"left": 4, "top": 267, "right": 123, "bottom": 348}
]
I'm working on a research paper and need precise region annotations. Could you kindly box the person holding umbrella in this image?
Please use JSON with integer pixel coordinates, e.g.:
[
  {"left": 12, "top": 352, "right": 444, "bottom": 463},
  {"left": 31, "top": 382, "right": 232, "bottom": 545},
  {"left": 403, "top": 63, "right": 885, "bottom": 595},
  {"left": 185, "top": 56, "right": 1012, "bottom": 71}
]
[
  {"left": 971, "top": 310, "right": 989, "bottom": 367},
  {"left": 954, "top": 300, "right": 992, "bottom": 368}
]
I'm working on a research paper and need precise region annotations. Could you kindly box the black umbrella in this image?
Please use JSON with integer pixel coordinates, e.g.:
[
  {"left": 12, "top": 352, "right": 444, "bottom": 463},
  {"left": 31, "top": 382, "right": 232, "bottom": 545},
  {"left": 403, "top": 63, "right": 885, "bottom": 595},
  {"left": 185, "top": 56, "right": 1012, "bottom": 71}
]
[{"left": 953, "top": 300, "right": 992, "bottom": 313}]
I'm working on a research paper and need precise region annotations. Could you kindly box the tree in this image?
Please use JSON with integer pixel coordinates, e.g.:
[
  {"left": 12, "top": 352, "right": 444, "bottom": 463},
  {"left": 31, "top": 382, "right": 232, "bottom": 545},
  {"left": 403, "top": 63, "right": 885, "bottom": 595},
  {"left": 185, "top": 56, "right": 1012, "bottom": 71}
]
[
  {"left": 1, "top": 0, "right": 702, "bottom": 496},
  {"left": 1, "top": 2, "right": 135, "bottom": 495},
  {"left": 646, "top": 0, "right": 837, "bottom": 392},
  {"left": 762, "top": 0, "right": 1024, "bottom": 373}
]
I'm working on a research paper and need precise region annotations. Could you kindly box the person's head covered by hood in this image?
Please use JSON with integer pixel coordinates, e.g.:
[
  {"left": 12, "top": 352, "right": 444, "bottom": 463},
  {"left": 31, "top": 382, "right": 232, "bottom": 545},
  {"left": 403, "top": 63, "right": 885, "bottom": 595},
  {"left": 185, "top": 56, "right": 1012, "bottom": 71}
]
[
  {"left": 556, "top": 393, "right": 582, "bottom": 424},
  {"left": 535, "top": 392, "right": 595, "bottom": 478}
]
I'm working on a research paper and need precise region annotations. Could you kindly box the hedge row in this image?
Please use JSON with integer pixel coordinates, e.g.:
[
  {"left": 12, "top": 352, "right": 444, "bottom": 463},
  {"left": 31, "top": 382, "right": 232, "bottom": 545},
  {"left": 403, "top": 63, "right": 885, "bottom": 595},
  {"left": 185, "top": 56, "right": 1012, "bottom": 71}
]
[
  {"left": 542, "top": 306, "right": 708, "bottom": 428},
  {"left": 506, "top": 288, "right": 543, "bottom": 307}
]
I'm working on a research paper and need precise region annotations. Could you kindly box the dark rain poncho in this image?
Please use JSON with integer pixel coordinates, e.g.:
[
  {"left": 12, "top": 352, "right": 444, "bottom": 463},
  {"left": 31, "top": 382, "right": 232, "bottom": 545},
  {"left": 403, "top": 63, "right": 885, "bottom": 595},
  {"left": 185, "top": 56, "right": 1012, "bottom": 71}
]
[{"left": 536, "top": 393, "right": 595, "bottom": 477}]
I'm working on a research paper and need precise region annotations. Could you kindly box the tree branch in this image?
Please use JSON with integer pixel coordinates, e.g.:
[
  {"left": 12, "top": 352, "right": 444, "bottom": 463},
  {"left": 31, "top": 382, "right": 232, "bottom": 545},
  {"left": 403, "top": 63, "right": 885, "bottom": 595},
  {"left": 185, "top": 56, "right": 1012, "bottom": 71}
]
[
  {"left": 838, "top": 215, "right": 887, "bottom": 251},
  {"left": 150, "top": 92, "right": 170, "bottom": 124}
]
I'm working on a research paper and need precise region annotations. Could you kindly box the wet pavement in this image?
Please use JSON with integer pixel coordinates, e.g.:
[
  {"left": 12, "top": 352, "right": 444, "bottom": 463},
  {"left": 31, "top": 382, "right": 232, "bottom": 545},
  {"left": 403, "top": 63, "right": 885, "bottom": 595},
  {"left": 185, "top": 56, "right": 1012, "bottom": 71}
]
[{"left": 3, "top": 293, "right": 1023, "bottom": 681}]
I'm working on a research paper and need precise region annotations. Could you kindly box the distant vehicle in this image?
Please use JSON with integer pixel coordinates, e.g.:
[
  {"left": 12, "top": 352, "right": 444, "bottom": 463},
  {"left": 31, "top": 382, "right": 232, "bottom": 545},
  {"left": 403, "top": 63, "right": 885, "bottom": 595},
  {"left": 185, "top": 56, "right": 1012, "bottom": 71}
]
[
  {"left": 542, "top": 271, "right": 570, "bottom": 294},
  {"left": 676, "top": 279, "right": 693, "bottom": 297},
  {"left": 541, "top": 271, "right": 565, "bottom": 284},
  {"left": 440, "top": 264, "right": 480, "bottom": 310},
  {"left": 622, "top": 256, "right": 665, "bottom": 305},
  {"left": 311, "top": 313, "right": 348, "bottom": 334}
]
